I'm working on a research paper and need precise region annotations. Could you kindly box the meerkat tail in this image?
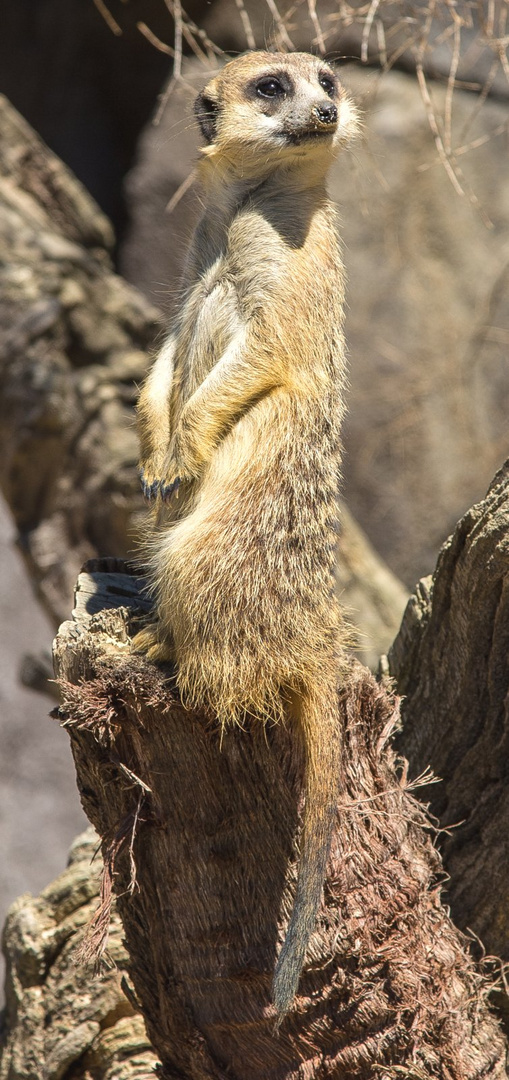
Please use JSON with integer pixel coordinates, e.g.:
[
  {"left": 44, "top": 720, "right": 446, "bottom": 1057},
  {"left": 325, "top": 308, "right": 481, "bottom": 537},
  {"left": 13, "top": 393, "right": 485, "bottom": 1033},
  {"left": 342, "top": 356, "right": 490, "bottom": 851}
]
[{"left": 272, "top": 673, "right": 341, "bottom": 1020}]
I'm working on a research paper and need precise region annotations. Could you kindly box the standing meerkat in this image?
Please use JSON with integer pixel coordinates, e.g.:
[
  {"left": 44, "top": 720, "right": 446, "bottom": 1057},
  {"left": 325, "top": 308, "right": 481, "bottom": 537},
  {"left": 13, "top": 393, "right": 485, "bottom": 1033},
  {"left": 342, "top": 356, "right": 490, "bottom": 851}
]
[{"left": 134, "top": 50, "right": 359, "bottom": 1019}]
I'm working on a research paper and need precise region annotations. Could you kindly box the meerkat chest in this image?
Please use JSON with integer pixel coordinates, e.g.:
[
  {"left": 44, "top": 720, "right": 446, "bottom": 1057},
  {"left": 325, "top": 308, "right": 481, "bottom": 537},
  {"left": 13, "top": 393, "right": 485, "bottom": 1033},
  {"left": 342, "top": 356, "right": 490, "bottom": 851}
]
[{"left": 174, "top": 255, "right": 243, "bottom": 398}]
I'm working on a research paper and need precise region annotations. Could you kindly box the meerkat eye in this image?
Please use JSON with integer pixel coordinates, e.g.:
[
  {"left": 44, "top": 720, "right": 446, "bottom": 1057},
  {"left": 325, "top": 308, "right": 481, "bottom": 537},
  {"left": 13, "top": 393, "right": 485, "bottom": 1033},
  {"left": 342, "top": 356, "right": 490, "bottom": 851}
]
[
  {"left": 319, "top": 74, "right": 336, "bottom": 98},
  {"left": 256, "top": 77, "right": 285, "bottom": 99}
]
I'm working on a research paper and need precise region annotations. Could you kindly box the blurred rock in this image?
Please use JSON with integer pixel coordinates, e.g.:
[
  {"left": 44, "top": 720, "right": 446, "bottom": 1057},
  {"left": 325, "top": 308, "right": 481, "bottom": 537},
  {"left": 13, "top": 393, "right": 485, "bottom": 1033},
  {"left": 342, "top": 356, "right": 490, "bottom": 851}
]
[
  {"left": 339, "top": 66, "right": 509, "bottom": 585},
  {"left": 0, "top": 94, "right": 164, "bottom": 624},
  {"left": 0, "top": 827, "right": 159, "bottom": 1079},
  {"left": 338, "top": 503, "right": 408, "bottom": 668},
  {"left": 0, "top": 495, "right": 86, "bottom": 996}
]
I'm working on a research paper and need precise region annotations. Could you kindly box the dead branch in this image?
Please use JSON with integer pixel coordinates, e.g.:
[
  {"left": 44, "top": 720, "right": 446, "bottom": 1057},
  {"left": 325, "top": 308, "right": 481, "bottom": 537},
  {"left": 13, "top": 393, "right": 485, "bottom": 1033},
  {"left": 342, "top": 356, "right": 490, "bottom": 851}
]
[{"left": 389, "top": 459, "right": 509, "bottom": 985}]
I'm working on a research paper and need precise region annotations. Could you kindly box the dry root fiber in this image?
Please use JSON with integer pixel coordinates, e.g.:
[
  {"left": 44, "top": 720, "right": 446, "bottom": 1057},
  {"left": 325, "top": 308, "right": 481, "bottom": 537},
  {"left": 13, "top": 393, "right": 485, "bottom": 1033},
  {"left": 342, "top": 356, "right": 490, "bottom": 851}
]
[{"left": 53, "top": 572, "right": 508, "bottom": 1080}]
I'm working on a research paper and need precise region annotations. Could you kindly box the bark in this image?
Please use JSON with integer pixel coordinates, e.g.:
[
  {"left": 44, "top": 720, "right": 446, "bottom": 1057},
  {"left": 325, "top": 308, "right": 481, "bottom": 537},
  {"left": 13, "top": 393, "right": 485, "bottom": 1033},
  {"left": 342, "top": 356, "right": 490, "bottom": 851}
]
[
  {"left": 0, "top": 827, "right": 160, "bottom": 1080},
  {"left": 47, "top": 558, "right": 508, "bottom": 1080},
  {"left": 388, "top": 461, "right": 509, "bottom": 977}
]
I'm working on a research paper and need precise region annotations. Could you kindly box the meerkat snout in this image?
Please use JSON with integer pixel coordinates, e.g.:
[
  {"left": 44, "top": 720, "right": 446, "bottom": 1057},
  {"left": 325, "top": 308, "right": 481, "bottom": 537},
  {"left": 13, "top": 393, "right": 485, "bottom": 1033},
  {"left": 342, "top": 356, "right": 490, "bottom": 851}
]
[{"left": 313, "top": 102, "right": 338, "bottom": 126}]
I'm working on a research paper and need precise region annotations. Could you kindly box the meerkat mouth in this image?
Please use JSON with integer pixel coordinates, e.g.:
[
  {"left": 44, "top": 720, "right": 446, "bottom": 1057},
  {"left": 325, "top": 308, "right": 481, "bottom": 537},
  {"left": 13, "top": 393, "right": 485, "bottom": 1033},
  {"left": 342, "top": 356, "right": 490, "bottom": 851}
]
[{"left": 282, "top": 128, "right": 336, "bottom": 146}]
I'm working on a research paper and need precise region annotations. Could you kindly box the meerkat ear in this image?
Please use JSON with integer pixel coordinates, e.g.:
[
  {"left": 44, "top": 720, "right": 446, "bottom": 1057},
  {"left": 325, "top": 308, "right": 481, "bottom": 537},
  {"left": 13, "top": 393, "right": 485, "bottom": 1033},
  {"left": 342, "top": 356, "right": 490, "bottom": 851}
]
[{"left": 194, "top": 79, "right": 220, "bottom": 144}]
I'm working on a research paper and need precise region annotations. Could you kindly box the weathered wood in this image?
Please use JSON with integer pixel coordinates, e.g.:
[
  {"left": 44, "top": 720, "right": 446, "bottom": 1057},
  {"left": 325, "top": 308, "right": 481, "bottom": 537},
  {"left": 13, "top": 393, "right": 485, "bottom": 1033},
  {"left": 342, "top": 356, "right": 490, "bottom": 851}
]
[
  {"left": 50, "top": 561, "right": 507, "bottom": 1079},
  {"left": 389, "top": 460, "right": 509, "bottom": 976}
]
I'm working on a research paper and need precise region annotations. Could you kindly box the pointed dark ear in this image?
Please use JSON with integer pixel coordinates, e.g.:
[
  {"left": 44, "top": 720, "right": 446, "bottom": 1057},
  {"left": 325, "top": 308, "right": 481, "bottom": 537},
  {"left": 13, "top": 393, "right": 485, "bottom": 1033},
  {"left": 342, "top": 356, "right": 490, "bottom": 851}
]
[{"left": 194, "top": 83, "right": 220, "bottom": 144}]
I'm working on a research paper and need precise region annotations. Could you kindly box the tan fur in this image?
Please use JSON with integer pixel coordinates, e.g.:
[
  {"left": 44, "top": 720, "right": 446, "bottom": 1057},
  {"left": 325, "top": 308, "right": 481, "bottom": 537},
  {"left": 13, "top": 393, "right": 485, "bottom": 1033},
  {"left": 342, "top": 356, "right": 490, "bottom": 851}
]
[{"left": 134, "top": 51, "right": 359, "bottom": 1018}]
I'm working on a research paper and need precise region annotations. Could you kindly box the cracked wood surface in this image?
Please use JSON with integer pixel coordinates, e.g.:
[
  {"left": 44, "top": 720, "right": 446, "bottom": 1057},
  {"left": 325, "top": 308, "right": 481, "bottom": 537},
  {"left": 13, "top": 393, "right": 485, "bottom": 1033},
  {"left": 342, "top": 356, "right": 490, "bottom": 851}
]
[{"left": 390, "top": 460, "right": 509, "bottom": 976}]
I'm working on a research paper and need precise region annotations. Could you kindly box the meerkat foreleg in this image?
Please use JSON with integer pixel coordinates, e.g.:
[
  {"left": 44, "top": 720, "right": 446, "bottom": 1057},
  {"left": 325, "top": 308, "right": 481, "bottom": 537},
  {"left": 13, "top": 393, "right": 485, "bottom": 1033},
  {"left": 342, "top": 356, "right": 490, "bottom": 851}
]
[
  {"left": 138, "top": 337, "right": 176, "bottom": 499},
  {"left": 159, "top": 328, "right": 280, "bottom": 500}
]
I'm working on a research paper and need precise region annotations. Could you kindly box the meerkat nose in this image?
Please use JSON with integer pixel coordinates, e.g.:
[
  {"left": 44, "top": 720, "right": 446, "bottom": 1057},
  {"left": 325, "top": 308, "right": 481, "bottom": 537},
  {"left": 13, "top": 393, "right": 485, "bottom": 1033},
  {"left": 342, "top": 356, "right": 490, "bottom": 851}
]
[{"left": 314, "top": 103, "right": 338, "bottom": 126}]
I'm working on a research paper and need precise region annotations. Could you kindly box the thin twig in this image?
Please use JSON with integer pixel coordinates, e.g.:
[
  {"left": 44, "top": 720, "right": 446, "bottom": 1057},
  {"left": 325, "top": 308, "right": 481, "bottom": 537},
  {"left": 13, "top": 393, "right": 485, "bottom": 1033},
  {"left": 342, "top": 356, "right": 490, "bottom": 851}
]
[
  {"left": 380, "top": 29, "right": 422, "bottom": 74},
  {"left": 118, "top": 762, "right": 153, "bottom": 793},
  {"left": 458, "top": 57, "right": 499, "bottom": 143},
  {"left": 376, "top": 17, "right": 388, "bottom": 68},
  {"left": 308, "top": 0, "right": 326, "bottom": 54},
  {"left": 92, "top": 0, "right": 122, "bottom": 36},
  {"left": 164, "top": 0, "right": 222, "bottom": 64},
  {"left": 172, "top": 0, "right": 183, "bottom": 81},
  {"left": 444, "top": 9, "right": 462, "bottom": 154},
  {"left": 154, "top": 76, "right": 179, "bottom": 126},
  {"left": 127, "top": 791, "right": 144, "bottom": 894},
  {"left": 233, "top": 0, "right": 256, "bottom": 50},
  {"left": 415, "top": 61, "right": 465, "bottom": 196},
  {"left": 176, "top": 8, "right": 225, "bottom": 59},
  {"left": 137, "top": 21, "right": 175, "bottom": 57},
  {"left": 179, "top": 23, "right": 211, "bottom": 64},
  {"left": 264, "top": 0, "right": 294, "bottom": 50},
  {"left": 485, "top": 0, "right": 496, "bottom": 40},
  {"left": 362, "top": 0, "right": 381, "bottom": 63},
  {"left": 418, "top": 118, "right": 509, "bottom": 167},
  {"left": 152, "top": 0, "right": 184, "bottom": 126},
  {"left": 166, "top": 169, "right": 197, "bottom": 215}
]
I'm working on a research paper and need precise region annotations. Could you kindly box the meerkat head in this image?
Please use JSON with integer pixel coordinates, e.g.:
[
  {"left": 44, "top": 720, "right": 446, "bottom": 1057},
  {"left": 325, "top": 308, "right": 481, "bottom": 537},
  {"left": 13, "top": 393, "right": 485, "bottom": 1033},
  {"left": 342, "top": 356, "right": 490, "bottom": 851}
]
[{"left": 194, "top": 51, "right": 359, "bottom": 181}]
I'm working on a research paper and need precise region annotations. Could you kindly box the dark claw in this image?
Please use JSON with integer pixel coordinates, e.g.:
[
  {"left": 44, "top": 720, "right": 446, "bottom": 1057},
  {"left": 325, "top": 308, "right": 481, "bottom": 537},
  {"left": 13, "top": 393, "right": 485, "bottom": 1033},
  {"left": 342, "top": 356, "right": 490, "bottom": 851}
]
[
  {"left": 161, "top": 477, "right": 182, "bottom": 502},
  {"left": 140, "top": 469, "right": 160, "bottom": 501}
]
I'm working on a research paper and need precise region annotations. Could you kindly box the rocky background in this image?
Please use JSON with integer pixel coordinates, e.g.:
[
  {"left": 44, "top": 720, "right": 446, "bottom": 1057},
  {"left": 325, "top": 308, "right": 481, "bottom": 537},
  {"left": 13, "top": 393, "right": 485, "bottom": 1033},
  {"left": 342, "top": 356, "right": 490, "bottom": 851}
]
[{"left": 0, "top": 0, "right": 508, "bottom": 999}]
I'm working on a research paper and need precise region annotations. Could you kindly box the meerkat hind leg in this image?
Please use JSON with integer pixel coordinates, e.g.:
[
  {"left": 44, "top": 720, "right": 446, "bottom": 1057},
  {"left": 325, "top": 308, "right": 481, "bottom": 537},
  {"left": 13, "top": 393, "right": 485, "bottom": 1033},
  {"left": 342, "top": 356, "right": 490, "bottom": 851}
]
[{"left": 131, "top": 623, "right": 176, "bottom": 663}]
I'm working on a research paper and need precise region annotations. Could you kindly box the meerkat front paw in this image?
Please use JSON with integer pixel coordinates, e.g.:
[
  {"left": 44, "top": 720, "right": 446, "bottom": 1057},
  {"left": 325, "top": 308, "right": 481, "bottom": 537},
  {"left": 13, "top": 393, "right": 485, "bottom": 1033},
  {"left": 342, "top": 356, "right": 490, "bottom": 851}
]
[
  {"left": 139, "top": 457, "right": 167, "bottom": 501},
  {"left": 139, "top": 469, "right": 160, "bottom": 501},
  {"left": 159, "top": 430, "right": 200, "bottom": 502},
  {"left": 159, "top": 467, "right": 186, "bottom": 502},
  {"left": 161, "top": 478, "right": 182, "bottom": 501},
  {"left": 139, "top": 459, "right": 189, "bottom": 503}
]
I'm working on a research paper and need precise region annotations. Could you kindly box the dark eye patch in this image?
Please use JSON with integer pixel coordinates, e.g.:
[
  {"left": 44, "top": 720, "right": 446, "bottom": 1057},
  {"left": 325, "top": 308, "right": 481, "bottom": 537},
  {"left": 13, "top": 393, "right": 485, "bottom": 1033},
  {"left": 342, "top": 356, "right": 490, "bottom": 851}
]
[
  {"left": 245, "top": 69, "right": 293, "bottom": 104},
  {"left": 256, "top": 76, "right": 285, "bottom": 99},
  {"left": 319, "top": 73, "right": 337, "bottom": 98},
  {"left": 194, "top": 92, "right": 219, "bottom": 143}
]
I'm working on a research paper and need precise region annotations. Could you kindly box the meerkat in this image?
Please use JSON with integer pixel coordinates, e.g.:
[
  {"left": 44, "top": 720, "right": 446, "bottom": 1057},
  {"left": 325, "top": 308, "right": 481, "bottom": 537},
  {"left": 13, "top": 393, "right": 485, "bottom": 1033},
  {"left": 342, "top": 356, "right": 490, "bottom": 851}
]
[{"left": 134, "top": 50, "right": 359, "bottom": 1019}]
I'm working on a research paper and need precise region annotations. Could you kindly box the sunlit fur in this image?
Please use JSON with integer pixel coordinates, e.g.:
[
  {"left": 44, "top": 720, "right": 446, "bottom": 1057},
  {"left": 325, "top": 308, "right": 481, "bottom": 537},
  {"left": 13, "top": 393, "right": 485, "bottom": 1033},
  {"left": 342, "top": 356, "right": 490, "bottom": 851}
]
[{"left": 135, "top": 51, "right": 359, "bottom": 1019}]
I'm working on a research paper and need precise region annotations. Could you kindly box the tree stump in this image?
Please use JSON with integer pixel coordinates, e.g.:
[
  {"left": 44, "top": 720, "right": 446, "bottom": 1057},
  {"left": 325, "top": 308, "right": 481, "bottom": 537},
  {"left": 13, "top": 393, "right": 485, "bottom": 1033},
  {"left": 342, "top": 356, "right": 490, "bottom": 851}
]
[
  {"left": 390, "top": 460, "right": 509, "bottom": 970},
  {"left": 50, "top": 560, "right": 508, "bottom": 1079}
]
